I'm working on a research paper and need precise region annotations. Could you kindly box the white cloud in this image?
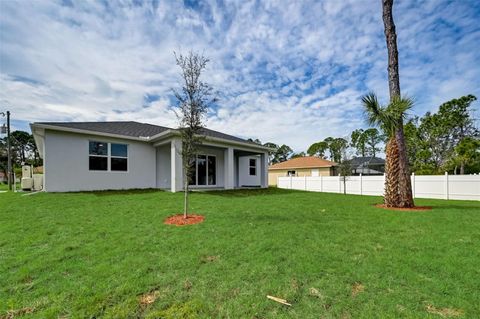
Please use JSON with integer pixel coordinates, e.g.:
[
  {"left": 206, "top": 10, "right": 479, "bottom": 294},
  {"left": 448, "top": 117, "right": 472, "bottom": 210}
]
[{"left": 0, "top": 0, "right": 478, "bottom": 151}]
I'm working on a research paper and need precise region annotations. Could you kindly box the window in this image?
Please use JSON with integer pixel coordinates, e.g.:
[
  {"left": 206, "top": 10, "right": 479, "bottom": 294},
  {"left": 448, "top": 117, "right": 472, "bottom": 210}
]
[
  {"left": 208, "top": 156, "right": 216, "bottom": 185},
  {"left": 287, "top": 170, "right": 296, "bottom": 176},
  {"left": 249, "top": 158, "right": 256, "bottom": 176},
  {"left": 188, "top": 158, "right": 196, "bottom": 185},
  {"left": 197, "top": 155, "right": 207, "bottom": 185},
  {"left": 89, "top": 141, "right": 128, "bottom": 172},
  {"left": 89, "top": 141, "right": 108, "bottom": 171},
  {"left": 111, "top": 143, "right": 128, "bottom": 171},
  {"left": 189, "top": 154, "right": 216, "bottom": 186}
]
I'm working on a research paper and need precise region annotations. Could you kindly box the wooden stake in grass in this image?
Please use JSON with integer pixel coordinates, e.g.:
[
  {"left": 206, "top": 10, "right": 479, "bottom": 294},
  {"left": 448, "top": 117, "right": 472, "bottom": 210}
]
[{"left": 267, "top": 295, "right": 292, "bottom": 306}]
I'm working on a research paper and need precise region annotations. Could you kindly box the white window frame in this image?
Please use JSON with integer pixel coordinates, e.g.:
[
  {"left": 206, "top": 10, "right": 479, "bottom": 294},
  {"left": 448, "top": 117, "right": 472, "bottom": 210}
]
[
  {"left": 88, "top": 140, "right": 129, "bottom": 173},
  {"left": 189, "top": 154, "right": 217, "bottom": 187},
  {"left": 88, "top": 141, "right": 109, "bottom": 171},
  {"left": 110, "top": 143, "right": 129, "bottom": 172}
]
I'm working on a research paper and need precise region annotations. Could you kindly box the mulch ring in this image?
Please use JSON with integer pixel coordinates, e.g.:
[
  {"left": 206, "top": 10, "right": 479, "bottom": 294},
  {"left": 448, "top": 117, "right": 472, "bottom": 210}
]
[
  {"left": 375, "top": 204, "right": 432, "bottom": 212},
  {"left": 164, "top": 214, "right": 205, "bottom": 226}
]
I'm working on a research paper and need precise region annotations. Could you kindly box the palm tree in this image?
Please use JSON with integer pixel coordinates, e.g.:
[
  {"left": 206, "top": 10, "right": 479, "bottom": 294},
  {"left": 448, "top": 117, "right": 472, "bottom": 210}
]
[
  {"left": 362, "top": 93, "right": 414, "bottom": 207},
  {"left": 381, "top": 0, "right": 414, "bottom": 207}
]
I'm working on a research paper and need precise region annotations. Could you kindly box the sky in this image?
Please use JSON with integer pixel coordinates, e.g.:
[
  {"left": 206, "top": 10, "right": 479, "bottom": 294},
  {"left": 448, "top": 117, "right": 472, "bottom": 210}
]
[{"left": 0, "top": 0, "right": 479, "bottom": 151}]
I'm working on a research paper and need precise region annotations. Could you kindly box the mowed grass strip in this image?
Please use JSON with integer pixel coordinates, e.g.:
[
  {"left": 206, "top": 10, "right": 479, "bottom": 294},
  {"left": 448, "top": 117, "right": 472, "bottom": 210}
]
[{"left": 1, "top": 188, "right": 479, "bottom": 318}]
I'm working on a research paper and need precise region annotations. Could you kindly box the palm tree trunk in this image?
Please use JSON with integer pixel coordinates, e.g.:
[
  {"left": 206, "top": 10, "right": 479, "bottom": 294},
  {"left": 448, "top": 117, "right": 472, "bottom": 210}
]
[
  {"left": 384, "top": 137, "right": 400, "bottom": 207},
  {"left": 396, "top": 126, "right": 414, "bottom": 207},
  {"left": 382, "top": 0, "right": 401, "bottom": 98},
  {"left": 382, "top": 0, "right": 414, "bottom": 208}
]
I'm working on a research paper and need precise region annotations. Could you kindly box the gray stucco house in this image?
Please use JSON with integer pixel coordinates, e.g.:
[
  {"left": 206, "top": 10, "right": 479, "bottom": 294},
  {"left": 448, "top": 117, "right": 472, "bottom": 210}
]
[{"left": 30, "top": 121, "right": 270, "bottom": 192}]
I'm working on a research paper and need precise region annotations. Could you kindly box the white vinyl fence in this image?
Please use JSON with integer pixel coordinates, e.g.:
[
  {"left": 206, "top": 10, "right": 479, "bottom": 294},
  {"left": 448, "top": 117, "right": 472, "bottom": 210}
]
[{"left": 278, "top": 173, "right": 480, "bottom": 201}]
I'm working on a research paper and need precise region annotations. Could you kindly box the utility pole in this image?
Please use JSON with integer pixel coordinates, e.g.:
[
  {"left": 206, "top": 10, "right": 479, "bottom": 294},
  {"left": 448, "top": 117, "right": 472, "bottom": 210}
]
[{"left": 7, "top": 111, "right": 12, "bottom": 191}]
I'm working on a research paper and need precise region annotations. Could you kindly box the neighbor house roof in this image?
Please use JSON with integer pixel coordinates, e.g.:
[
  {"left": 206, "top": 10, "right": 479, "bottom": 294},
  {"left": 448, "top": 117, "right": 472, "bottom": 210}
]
[
  {"left": 32, "top": 121, "right": 256, "bottom": 145},
  {"left": 269, "top": 156, "right": 337, "bottom": 170},
  {"left": 348, "top": 157, "right": 385, "bottom": 167}
]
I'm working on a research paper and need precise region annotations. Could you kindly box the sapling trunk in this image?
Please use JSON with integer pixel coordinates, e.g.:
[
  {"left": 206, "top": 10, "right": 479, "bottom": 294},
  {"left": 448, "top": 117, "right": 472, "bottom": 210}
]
[{"left": 184, "top": 177, "right": 189, "bottom": 219}]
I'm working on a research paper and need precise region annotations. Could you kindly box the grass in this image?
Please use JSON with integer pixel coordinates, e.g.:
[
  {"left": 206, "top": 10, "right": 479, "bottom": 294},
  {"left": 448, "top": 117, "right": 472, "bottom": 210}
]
[{"left": 1, "top": 188, "right": 479, "bottom": 318}]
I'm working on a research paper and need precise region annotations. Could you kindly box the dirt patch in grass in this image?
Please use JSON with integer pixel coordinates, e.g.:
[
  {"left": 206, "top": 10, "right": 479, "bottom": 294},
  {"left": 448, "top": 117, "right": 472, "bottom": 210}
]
[
  {"left": 426, "top": 304, "right": 463, "bottom": 317},
  {"left": 351, "top": 282, "right": 364, "bottom": 297},
  {"left": 3, "top": 306, "right": 35, "bottom": 319},
  {"left": 164, "top": 214, "right": 204, "bottom": 226},
  {"left": 375, "top": 204, "right": 432, "bottom": 212},
  {"left": 200, "top": 255, "right": 219, "bottom": 263},
  {"left": 139, "top": 290, "right": 160, "bottom": 308}
]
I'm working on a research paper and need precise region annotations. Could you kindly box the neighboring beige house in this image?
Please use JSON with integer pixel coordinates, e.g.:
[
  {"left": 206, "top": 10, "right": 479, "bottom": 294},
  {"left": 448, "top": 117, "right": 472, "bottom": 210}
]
[{"left": 268, "top": 156, "right": 337, "bottom": 186}]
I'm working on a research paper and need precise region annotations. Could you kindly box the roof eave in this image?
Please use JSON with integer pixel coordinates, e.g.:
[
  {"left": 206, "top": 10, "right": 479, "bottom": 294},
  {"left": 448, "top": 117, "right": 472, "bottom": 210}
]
[
  {"left": 30, "top": 123, "right": 271, "bottom": 151},
  {"left": 30, "top": 123, "right": 154, "bottom": 142},
  {"left": 269, "top": 165, "right": 335, "bottom": 170}
]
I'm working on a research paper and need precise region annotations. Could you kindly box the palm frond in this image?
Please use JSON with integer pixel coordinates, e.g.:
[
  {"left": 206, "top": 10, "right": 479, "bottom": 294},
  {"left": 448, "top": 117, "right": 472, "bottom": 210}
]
[
  {"left": 389, "top": 95, "right": 414, "bottom": 121},
  {"left": 362, "top": 93, "right": 415, "bottom": 137},
  {"left": 361, "top": 93, "right": 393, "bottom": 135}
]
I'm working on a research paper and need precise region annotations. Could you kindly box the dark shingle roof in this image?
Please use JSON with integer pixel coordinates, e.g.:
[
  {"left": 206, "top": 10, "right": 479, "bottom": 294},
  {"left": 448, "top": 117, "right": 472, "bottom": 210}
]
[
  {"left": 349, "top": 157, "right": 385, "bottom": 166},
  {"left": 35, "top": 121, "right": 256, "bottom": 144},
  {"left": 36, "top": 121, "right": 169, "bottom": 138},
  {"left": 199, "top": 128, "right": 251, "bottom": 143}
]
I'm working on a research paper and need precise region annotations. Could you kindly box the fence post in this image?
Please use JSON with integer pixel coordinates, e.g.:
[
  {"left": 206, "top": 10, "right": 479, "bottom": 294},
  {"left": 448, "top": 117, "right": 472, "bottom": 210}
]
[
  {"left": 360, "top": 173, "right": 363, "bottom": 195},
  {"left": 338, "top": 173, "right": 341, "bottom": 194},
  {"left": 411, "top": 172, "right": 415, "bottom": 198},
  {"left": 445, "top": 172, "right": 449, "bottom": 200},
  {"left": 320, "top": 175, "right": 323, "bottom": 192},
  {"left": 304, "top": 175, "right": 307, "bottom": 191},
  {"left": 383, "top": 173, "right": 386, "bottom": 196},
  {"left": 290, "top": 175, "right": 293, "bottom": 189}
]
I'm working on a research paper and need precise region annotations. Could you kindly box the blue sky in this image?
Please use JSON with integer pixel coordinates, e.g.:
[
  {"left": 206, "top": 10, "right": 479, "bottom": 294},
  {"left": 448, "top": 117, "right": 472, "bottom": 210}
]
[{"left": 0, "top": 0, "right": 479, "bottom": 151}]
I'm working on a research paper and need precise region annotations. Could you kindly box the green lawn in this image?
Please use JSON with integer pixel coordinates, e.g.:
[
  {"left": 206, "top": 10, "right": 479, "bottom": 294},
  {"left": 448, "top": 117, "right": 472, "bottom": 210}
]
[{"left": 1, "top": 189, "right": 479, "bottom": 318}]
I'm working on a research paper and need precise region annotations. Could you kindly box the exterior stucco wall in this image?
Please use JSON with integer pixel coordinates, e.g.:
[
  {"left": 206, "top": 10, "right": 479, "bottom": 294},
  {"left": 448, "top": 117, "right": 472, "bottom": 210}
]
[
  {"left": 238, "top": 155, "right": 261, "bottom": 186},
  {"left": 44, "top": 130, "right": 156, "bottom": 192},
  {"left": 156, "top": 144, "right": 171, "bottom": 189},
  {"left": 268, "top": 167, "right": 333, "bottom": 186}
]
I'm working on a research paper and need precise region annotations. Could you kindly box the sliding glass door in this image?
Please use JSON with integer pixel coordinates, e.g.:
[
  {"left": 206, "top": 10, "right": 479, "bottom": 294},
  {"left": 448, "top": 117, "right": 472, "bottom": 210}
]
[{"left": 190, "top": 155, "right": 216, "bottom": 186}]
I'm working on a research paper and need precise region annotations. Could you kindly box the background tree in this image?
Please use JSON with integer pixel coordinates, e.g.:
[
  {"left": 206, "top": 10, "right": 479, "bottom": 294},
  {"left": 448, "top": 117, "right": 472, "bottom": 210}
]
[
  {"left": 448, "top": 137, "right": 480, "bottom": 174},
  {"left": 381, "top": 0, "right": 414, "bottom": 207},
  {"left": 307, "top": 141, "right": 328, "bottom": 158},
  {"left": 173, "top": 51, "right": 217, "bottom": 219},
  {"left": 350, "top": 129, "right": 368, "bottom": 157},
  {"left": 263, "top": 143, "right": 293, "bottom": 164},
  {"left": 363, "top": 93, "right": 414, "bottom": 207},
  {"left": 276, "top": 144, "right": 293, "bottom": 162},
  {"left": 247, "top": 138, "right": 262, "bottom": 144},
  {"left": 364, "top": 128, "right": 383, "bottom": 157},
  {"left": 290, "top": 151, "right": 306, "bottom": 159},
  {"left": 0, "top": 131, "right": 42, "bottom": 173},
  {"left": 10, "top": 131, "right": 34, "bottom": 165},
  {"left": 338, "top": 150, "right": 353, "bottom": 195},
  {"left": 0, "top": 137, "right": 7, "bottom": 180},
  {"left": 404, "top": 95, "right": 478, "bottom": 174},
  {"left": 328, "top": 137, "right": 348, "bottom": 163},
  {"left": 263, "top": 142, "right": 279, "bottom": 164},
  {"left": 433, "top": 94, "right": 478, "bottom": 174},
  {"left": 324, "top": 137, "right": 335, "bottom": 160}
]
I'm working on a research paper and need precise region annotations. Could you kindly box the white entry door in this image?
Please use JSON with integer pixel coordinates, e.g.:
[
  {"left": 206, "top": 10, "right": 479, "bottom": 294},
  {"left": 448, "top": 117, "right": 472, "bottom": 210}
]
[{"left": 311, "top": 169, "right": 319, "bottom": 177}]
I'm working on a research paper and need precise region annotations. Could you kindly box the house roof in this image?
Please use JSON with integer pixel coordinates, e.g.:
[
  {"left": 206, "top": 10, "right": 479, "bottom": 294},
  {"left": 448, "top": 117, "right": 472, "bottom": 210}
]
[
  {"left": 35, "top": 121, "right": 170, "bottom": 138},
  {"left": 269, "top": 156, "right": 337, "bottom": 170},
  {"left": 33, "top": 121, "right": 255, "bottom": 145},
  {"left": 348, "top": 156, "right": 385, "bottom": 167}
]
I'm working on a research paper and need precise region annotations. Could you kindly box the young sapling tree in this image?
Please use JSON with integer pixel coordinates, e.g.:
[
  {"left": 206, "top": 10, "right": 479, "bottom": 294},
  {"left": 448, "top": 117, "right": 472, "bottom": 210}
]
[{"left": 173, "top": 51, "right": 217, "bottom": 218}]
